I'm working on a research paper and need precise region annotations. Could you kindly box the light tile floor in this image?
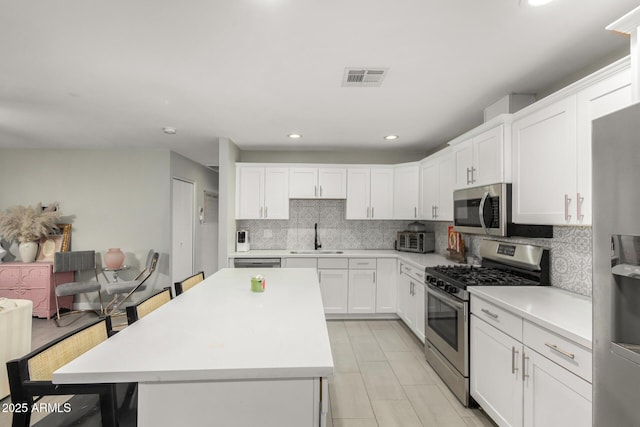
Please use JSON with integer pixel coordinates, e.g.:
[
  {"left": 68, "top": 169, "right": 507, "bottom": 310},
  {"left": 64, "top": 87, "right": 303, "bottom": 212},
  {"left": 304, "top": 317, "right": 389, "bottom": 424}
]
[{"left": 327, "top": 320, "right": 495, "bottom": 427}]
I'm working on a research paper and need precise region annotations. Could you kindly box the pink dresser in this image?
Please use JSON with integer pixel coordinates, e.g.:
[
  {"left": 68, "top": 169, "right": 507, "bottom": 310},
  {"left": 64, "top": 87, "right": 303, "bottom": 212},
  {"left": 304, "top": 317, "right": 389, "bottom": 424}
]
[{"left": 0, "top": 262, "right": 73, "bottom": 318}]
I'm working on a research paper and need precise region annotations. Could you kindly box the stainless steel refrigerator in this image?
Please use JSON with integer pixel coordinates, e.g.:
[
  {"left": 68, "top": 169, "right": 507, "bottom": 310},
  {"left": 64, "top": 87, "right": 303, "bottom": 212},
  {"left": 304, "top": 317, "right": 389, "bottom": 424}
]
[{"left": 593, "top": 101, "right": 640, "bottom": 426}]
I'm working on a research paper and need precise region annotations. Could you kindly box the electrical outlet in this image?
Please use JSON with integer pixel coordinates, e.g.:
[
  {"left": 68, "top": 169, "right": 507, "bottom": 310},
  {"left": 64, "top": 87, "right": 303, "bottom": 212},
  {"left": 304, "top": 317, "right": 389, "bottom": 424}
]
[{"left": 263, "top": 229, "right": 273, "bottom": 238}]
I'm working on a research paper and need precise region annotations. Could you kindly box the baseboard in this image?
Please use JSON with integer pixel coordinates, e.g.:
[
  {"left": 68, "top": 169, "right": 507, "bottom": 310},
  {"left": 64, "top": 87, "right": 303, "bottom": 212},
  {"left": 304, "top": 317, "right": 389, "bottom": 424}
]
[{"left": 325, "top": 313, "right": 400, "bottom": 321}]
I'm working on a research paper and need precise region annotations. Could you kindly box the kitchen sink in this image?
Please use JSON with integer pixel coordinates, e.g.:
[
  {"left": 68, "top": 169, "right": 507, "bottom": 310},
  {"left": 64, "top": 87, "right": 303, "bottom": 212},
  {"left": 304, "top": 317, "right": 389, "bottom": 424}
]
[{"left": 289, "top": 250, "right": 344, "bottom": 254}]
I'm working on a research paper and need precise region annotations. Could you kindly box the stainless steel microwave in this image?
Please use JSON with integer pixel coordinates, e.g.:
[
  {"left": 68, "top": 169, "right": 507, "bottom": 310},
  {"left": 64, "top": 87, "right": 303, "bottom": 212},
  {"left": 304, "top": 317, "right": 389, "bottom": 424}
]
[{"left": 453, "top": 183, "right": 511, "bottom": 237}]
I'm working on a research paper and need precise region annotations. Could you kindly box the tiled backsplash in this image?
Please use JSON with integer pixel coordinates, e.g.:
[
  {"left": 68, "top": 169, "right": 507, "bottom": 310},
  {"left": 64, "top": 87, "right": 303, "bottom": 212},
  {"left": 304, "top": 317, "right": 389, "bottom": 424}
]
[
  {"left": 238, "top": 200, "right": 593, "bottom": 297},
  {"left": 237, "top": 200, "right": 419, "bottom": 250}
]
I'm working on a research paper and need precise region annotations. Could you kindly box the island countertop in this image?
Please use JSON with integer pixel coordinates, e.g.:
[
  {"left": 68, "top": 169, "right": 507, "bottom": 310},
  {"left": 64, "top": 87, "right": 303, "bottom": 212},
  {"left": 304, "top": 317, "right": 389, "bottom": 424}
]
[{"left": 53, "top": 268, "right": 334, "bottom": 384}]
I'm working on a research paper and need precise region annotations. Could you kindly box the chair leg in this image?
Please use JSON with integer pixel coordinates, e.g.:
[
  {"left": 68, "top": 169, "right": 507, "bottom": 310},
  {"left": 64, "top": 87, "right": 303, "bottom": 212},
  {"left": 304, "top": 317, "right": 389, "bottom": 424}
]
[
  {"left": 98, "top": 385, "right": 118, "bottom": 427},
  {"left": 7, "top": 362, "right": 33, "bottom": 427},
  {"left": 97, "top": 289, "right": 105, "bottom": 315}
]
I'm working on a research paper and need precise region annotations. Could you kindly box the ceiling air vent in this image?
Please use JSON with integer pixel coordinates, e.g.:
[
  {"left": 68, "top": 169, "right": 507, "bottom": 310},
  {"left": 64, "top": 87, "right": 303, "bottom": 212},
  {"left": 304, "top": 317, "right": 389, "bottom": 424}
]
[{"left": 342, "top": 68, "right": 389, "bottom": 87}]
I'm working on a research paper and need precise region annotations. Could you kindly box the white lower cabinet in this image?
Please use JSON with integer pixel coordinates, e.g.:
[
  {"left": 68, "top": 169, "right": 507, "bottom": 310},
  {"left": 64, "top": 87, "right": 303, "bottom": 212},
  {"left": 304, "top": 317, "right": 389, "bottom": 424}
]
[
  {"left": 397, "top": 262, "right": 426, "bottom": 342},
  {"left": 348, "top": 270, "right": 376, "bottom": 313},
  {"left": 470, "top": 295, "right": 592, "bottom": 427},
  {"left": 375, "top": 258, "right": 397, "bottom": 313},
  {"left": 318, "top": 269, "right": 349, "bottom": 314}
]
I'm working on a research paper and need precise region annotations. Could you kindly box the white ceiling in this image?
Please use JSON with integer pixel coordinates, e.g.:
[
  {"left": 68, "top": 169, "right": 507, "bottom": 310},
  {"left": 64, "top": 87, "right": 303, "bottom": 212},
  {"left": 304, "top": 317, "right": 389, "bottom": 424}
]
[{"left": 0, "top": 0, "right": 638, "bottom": 166}]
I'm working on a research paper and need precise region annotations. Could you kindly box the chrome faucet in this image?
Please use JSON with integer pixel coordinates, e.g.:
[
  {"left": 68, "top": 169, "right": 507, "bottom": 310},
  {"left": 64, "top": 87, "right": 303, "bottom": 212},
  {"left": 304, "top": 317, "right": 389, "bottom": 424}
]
[{"left": 314, "top": 223, "right": 322, "bottom": 250}]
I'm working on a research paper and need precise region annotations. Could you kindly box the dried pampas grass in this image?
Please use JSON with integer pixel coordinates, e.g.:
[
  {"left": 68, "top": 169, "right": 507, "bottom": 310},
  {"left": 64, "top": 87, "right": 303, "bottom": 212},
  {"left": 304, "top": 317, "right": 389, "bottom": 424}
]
[{"left": 0, "top": 203, "right": 62, "bottom": 243}]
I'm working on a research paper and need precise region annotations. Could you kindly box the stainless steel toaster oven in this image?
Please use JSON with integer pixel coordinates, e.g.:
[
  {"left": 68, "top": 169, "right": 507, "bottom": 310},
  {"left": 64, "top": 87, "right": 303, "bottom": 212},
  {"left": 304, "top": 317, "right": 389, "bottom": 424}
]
[{"left": 396, "top": 231, "right": 435, "bottom": 253}]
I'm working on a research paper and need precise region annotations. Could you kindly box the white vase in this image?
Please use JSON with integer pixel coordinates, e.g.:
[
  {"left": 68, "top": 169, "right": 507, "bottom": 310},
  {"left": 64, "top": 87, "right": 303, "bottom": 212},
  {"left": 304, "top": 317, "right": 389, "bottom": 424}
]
[{"left": 19, "top": 241, "right": 39, "bottom": 263}]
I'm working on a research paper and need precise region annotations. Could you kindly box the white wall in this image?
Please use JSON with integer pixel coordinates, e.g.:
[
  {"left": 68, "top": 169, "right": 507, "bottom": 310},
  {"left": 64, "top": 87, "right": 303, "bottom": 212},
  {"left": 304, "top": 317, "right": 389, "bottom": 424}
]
[
  {"left": 239, "top": 149, "right": 427, "bottom": 164},
  {"left": 170, "top": 152, "right": 219, "bottom": 276},
  {"left": 218, "top": 138, "right": 240, "bottom": 269},
  {"left": 0, "top": 148, "right": 172, "bottom": 307}
]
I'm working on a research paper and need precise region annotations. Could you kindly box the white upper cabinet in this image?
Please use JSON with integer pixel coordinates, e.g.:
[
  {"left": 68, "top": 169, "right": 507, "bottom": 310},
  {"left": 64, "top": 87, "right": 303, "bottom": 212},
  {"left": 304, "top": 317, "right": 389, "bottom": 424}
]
[
  {"left": 512, "top": 60, "right": 631, "bottom": 225},
  {"left": 420, "top": 149, "right": 454, "bottom": 221},
  {"left": 346, "top": 167, "right": 393, "bottom": 220},
  {"left": 236, "top": 165, "right": 289, "bottom": 220},
  {"left": 452, "top": 123, "right": 507, "bottom": 190},
  {"left": 289, "top": 167, "right": 347, "bottom": 199},
  {"left": 393, "top": 163, "right": 420, "bottom": 220}
]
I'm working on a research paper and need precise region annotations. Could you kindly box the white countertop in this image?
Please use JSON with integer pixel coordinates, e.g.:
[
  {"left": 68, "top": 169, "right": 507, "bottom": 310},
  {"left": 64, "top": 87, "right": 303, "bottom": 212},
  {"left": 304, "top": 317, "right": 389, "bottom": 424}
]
[
  {"left": 53, "top": 268, "right": 334, "bottom": 384},
  {"left": 229, "top": 249, "right": 459, "bottom": 270},
  {"left": 468, "top": 286, "right": 592, "bottom": 349}
]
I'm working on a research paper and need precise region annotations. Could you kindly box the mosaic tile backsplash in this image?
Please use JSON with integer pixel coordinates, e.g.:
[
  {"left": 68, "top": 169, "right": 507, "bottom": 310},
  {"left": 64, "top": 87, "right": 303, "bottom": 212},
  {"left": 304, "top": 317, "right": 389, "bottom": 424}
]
[{"left": 238, "top": 200, "right": 593, "bottom": 297}]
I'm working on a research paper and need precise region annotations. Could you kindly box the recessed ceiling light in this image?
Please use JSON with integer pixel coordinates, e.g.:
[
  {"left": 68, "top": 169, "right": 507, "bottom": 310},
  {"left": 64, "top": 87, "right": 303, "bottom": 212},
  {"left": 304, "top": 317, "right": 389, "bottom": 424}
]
[
  {"left": 163, "top": 127, "right": 177, "bottom": 135},
  {"left": 288, "top": 133, "right": 302, "bottom": 139},
  {"left": 528, "top": 0, "right": 553, "bottom": 6},
  {"left": 384, "top": 135, "right": 399, "bottom": 140}
]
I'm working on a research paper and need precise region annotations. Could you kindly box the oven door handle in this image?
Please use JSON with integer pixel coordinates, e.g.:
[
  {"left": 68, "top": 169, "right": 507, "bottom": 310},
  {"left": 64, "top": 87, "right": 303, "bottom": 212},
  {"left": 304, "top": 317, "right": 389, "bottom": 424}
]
[
  {"left": 426, "top": 285, "right": 464, "bottom": 309},
  {"left": 478, "top": 191, "right": 490, "bottom": 235}
]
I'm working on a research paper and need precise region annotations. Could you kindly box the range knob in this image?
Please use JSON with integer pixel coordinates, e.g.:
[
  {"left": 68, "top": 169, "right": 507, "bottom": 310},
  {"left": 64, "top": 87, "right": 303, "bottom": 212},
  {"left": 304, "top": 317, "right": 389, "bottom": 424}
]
[
  {"left": 444, "top": 284, "right": 451, "bottom": 292},
  {"left": 428, "top": 276, "right": 437, "bottom": 283},
  {"left": 436, "top": 280, "right": 445, "bottom": 288},
  {"left": 448, "top": 286, "right": 457, "bottom": 294}
]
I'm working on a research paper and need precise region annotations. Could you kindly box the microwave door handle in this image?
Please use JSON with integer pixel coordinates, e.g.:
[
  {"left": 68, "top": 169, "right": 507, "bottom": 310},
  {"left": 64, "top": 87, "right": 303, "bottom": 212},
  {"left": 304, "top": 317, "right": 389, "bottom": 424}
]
[{"left": 478, "top": 191, "right": 490, "bottom": 235}]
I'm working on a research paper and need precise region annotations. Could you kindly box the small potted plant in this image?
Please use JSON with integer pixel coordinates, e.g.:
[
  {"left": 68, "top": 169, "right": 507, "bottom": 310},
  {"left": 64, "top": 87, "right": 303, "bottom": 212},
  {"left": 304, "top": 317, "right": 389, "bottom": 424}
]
[{"left": 0, "top": 203, "right": 62, "bottom": 262}]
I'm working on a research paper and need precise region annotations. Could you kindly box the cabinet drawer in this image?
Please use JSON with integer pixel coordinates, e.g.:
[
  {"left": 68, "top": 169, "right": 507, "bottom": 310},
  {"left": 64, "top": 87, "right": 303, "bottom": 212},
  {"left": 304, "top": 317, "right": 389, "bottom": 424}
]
[
  {"left": 471, "top": 296, "right": 522, "bottom": 341},
  {"left": 348, "top": 258, "right": 376, "bottom": 269},
  {"left": 399, "top": 263, "right": 424, "bottom": 282},
  {"left": 523, "top": 320, "right": 592, "bottom": 383},
  {"left": 284, "top": 258, "right": 318, "bottom": 268},
  {"left": 318, "top": 258, "right": 348, "bottom": 269}
]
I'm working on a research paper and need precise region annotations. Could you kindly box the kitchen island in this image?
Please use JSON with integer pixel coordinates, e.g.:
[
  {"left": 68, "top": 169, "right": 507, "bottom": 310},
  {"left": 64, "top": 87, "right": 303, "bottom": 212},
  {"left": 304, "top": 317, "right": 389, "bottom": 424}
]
[{"left": 53, "top": 268, "right": 334, "bottom": 427}]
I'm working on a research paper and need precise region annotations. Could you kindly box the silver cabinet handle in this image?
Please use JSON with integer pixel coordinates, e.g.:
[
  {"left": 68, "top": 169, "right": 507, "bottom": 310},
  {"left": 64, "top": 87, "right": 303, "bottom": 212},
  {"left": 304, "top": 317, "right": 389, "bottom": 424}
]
[
  {"left": 564, "top": 194, "right": 572, "bottom": 222},
  {"left": 466, "top": 167, "right": 471, "bottom": 185},
  {"left": 373, "top": 272, "right": 376, "bottom": 283},
  {"left": 471, "top": 166, "right": 476, "bottom": 184},
  {"left": 512, "top": 347, "right": 519, "bottom": 375},
  {"left": 481, "top": 308, "right": 499, "bottom": 319},
  {"left": 414, "top": 207, "right": 417, "bottom": 218},
  {"left": 320, "top": 185, "right": 323, "bottom": 197},
  {"left": 478, "top": 191, "right": 489, "bottom": 235},
  {"left": 577, "top": 192, "right": 584, "bottom": 221},
  {"left": 410, "top": 282, "right": 414, "bottom": 296},
  {"left": 434, "top": 206, "right": 438, "bottom": 219},
  {"left": 314, "top": 185, "right": 317, "bottom": 197},
  {"left": 431, "top": 205, "right": 435, "bottom": 219},
  {"left": 545, "top": 343, "right": 575, "bottom": 360},
  {"left": 372, "top": 207, "right": 374, "bottom": 218},
  {"left": 522, "top": 351, "right": 529, "bottom": 382}
]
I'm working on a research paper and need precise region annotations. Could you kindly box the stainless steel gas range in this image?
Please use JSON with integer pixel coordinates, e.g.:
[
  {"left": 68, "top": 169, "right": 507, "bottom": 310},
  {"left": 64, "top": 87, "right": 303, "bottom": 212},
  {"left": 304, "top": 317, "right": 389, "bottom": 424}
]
[{"left": 423, "top": 240, "right": 549, "bottom": 407}]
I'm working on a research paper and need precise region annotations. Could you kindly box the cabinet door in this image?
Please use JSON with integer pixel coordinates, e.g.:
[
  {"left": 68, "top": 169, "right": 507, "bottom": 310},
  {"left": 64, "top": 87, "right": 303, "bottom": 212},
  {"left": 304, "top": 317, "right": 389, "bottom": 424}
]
[
  {"left": 413, "top": 282, "right": 426, "bottom": 343},
  {"left": 318, "top": 168, "right": 347, "bottom": 199},
  {"left": 437, "top": 153, "right": 454, "bottom": 221},
  {"left": 470, "top": 315, "right": 524, "bottom": 427},
  {"left": 405, "top": 279, "right": 418, "bottom": 331},
  {"left": 369, "top": 168, "right": 394, "bottom": 219},
  {"left": 318, "top": 269, "right": 349, "bottom": 314},
  {"left": 473, "top": 125, "right": 504, "bottom": 187},
  {"left": 236, "top": 167, "right": 264, "bottom": 219},
  {"left": 575, "top": 68, "right": 632, "bottom": 226},
  {"left": 452, "top": 139, "right": 473, "bottom": 189},
  {"left": 346, "top": 168, "right": 370, "bottom": 219},
  {"left": 289, "top": 168, "right": 318, "bottom": 198},
  {"left": 523, "top": 348, "right": 592, "bottom": 427},
  {"left": 420, "top": 159, "right": 438, "bottom": 220},
  {"left": 396, "top": 271, "right": 411, "bottom": 324},
  {"left": 393, "top": 164, "right": 420, "bottom": 219},
  {"left": 348, "top": 270, "right": 376, "bottom": 313},
  {"left": 375, "top": 258, "right": 397, "bottom": 313},
  {"left": 512, "top": 96, "right": 577, "bottom": 225},
  {"left": 264, "top": 168, "right": 289, "bottom": 219}
]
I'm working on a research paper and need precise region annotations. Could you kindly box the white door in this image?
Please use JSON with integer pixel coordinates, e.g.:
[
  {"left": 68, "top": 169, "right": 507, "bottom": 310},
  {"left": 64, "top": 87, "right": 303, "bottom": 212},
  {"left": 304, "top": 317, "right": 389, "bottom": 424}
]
[
  {"left": 236, "top": 166, "right": 264, "bottom": 219},
  {"left": 370, "top": 167, "right": 394, "bottom": 219},
  {"left": 289, "top": 168, "right": 318, "bottom": 198},
  {"left": 470, "top": 315, "right": 524, "bottom": 427},
  {"left": 348, "top": 270, "right": 376, "bottom": 314},
  {"left": 437, "top": 153, "right": 454, "bottom": 221},
  {"left": 264, "top": 168, "right": 289, "bottom": 219},
  {"left": 523, "top": 348, "right": 592, "bottom": 427},
  {"left": 346, "top": 168, "right": 370, "bottom": 219},
  {"left": 452, "top": 139, "right": 473, "bottom": 189},
  {"left": 393, "top": 164, "right": 420, "bottom": 219},
  {"left": 512, "top": 96, "right": 577, "bottom": 225},
  {"left": 375, "top": 258, "right": 397, "bottom": 313},
  {"left": 473, "top": 125, "right": 504, "bottom": 187},
  {"left": 318, "top": 168, "right": 347, "bottom": 198},
  {"left": 420, "top": 159, "right": 438, "bottom": 220},
  {"left": 318, "top": 269, "right": 349, "bottom": 314},
  {"left": 172, "top": 178, "right": 194, "bottom": 284}
]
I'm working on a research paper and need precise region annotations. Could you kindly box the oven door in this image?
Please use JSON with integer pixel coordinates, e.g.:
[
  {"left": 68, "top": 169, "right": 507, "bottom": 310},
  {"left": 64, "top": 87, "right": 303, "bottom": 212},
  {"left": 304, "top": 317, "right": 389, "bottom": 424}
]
[{"left": 425, "top": 284, "right": 468, "bottom": 376}]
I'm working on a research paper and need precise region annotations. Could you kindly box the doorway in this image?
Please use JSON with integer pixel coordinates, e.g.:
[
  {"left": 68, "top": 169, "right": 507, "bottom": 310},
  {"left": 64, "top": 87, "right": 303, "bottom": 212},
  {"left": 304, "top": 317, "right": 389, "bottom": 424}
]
[{"left": 172, "top": 178, "right": 194, "bottom": 284}]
